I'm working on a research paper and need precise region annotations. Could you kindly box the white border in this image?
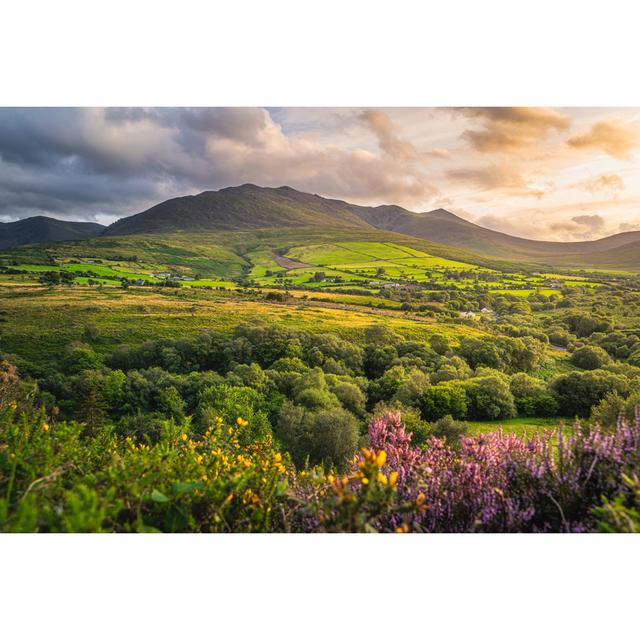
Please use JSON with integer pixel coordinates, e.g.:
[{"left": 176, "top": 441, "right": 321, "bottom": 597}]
[{"left": 2, "top": 1, "right": 640, "bottom": 637}]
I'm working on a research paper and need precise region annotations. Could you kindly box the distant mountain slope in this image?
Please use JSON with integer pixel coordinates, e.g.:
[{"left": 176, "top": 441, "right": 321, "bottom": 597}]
[
  {"left": 345, "top": 204, "right": 640, "bottom": 259},
  {"left": 0, "top": 216, "right": 105, "bottom": 250},
  {"left": 104, "top": 184, "right": 373, "bottom": 236},
  {"left": 102, "top": 184, "right": 640, "bottom": 268}
]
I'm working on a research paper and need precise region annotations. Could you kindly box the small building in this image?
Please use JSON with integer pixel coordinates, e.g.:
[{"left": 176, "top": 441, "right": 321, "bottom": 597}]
[{"left": 460, "top": 311, "right": 476, "bottom": 318}]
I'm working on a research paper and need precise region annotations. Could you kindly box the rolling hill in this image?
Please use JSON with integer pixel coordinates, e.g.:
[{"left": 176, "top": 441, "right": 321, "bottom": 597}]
[
  {"left": 102, "top": 184, "right": 640, "bottom": 269},
  {"left": 0, "top": 216, "right": 105, "bottom": 250}
]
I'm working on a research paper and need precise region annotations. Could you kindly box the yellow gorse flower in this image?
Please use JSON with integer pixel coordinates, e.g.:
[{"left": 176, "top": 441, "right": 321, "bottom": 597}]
[
  {"left": 375, "top": 450, "right": 387, "bottom": 467},
  {"left": 42, "top": 422, "right": 49, "bottom": 432},
  {"left": 180, "top": 433, "right": 187, "bottom": 441},
  {"left": 236, "top": 417, "right": 249, "bottom": 427}
]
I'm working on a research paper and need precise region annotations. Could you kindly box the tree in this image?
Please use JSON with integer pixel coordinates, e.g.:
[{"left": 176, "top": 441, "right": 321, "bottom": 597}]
[
  {"left": 419, "top": 382, "right": 468, "bottom": 421},
  {"left": 332, "top": 381, "right": 367, "bottom": 416},
  {"left": 430, "top": 334, "right": 450, "bottom": 355},
  {"left": 551, "top": 370, "right": 629, "bottom": 417},
  {"left": 570, "top": 345, "right": 612, "bottom": 370},
  {"left": 458, "top": 337, "right": 503, "bottom": 370},
  {"left": 509, "top": 372, "right": 558, "bottom": 417},
  {"left": 276, "top": 402, "right": 358, "bottom": 470},
  {"left": 62, "top": 342, "right": 102, "bottom": 375},
  {"left": 464, "top": 374, "right": 516, "bottom": 420}
]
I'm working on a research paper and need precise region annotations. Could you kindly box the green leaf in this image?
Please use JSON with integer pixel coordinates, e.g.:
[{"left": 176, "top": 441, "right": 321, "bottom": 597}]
[
  {"left": 150, "top": 489, "right": 170, "bottom": 503},
  {"left": 171, "top": 482, "right": 204, "bottom": 495}
]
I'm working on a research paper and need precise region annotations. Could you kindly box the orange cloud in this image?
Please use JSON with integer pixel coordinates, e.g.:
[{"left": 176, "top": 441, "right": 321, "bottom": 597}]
[
  {"left": 359, "top": 109, "right": 418, "bottom": 161},
  {"left": 445, "top": 164, "right": 544, "bottom": 197},
  {"left": 567, "top": 120, "right": 640, "bottom": 160},
  {"left": 457, "top": 107, "right": 571, "bottom": 153},
  {"left": 572, "top": 173, "right": 625, "bottom": 194}
]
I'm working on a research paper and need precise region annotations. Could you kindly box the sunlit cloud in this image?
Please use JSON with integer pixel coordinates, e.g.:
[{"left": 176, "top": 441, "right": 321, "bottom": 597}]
[
  {"left": 567, "top": 119, "right": 640, "bottom": 160},
  {"left": 445, "top": 164, "right": 545, "bottom": 198},
  {"left": 572, "top": 173, "right": 625, "bottom": 194},
  {"left": 456, "top": 107, "right": 571, "bottom": 153}
]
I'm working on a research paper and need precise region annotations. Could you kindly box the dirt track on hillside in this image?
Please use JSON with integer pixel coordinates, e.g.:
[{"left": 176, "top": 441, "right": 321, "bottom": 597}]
[{"left": 269, "top": 251, "right": 312, "bottom": 270}]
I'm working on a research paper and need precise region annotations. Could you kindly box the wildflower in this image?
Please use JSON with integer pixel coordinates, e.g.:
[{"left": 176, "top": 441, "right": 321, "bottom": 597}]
[
  {"left": 196, "top": 455, "right": 204, "bottom": 464},
  {"left": 42, "top": 422, "right": 49, "bottom": 432},
  {"left": 236, "top": 417, "right": 249, "bottom": 427},
  {"left": 389, "top": 471, "right": 398, "bottom": 487},
  {"left": 377, "top": 472, "right": 388, "bottom": 485},
  {"left": 274, "top": 452, "right": 282, "bottom": 463},
  {"left": 361, "top": 477, "right": 369, "bottom": 485},
  {"left": 180, "top": 433, "right": 187, "bottom": 441},
  {"left": 327, "top": 474, "right": 335, "bottom": 483},
  {"left": 375, "top": 450, "right": 387, "bottom": 467},
  {"left": 9, "top": 400, "right": 17, "bottom": 410},
  {"left": 396, "top": 523, "right": 409, "bottom": 533}
]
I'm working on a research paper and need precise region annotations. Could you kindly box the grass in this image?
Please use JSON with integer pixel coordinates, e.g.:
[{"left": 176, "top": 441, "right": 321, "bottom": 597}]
[
  {"left": 0, "top": 285, "right": 489, "bottom": 368},
  {"left": 467, "top": 417, "right": 572, "bottom": 437}
]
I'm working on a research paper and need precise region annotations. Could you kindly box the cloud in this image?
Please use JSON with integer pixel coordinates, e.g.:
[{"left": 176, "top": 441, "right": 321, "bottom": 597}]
[
  {"left": 572, "top": 173, "right": 625, "bottom": 194},
  {"left": 475, "top": 211, "right": 609, "bottom": 241},
  {"left": 567, "top": 120, "right": 640, "bottom": 160},
  {"left": 571, "top": 214, "right": 605, "bottom": 234},
  {"left": 445, "top": 164, "right": 544, "bottom": 197},
  {"left": 428, "top": 148, "right": 451, "bottom": 159},
  {"left": 618, "top": 222, "right": 640, "bottom": 233},
  {"left": 456, "top": 107, "right": 571, "bottom": 153},
  {"left": 359, "top": 109, "right": 419, "bottom": 161},
  {"left": 0, "top": 107, "right": 440, "bottom": 222}
]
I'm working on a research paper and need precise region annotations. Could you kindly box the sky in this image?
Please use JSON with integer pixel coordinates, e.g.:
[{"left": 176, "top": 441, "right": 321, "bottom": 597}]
[{"left": 0, "top": 106, "right": 639, "bottom": 241}]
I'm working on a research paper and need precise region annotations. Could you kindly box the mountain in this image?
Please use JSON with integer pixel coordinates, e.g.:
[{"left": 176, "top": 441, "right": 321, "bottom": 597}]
[
  {"left": 0, "top": 216, "right": 105, "bottom": 250},
  {"left": 102, "top": 184, "right": 640, "bottom": 268},
  {"left": 104, "top": 184, "right": 372, "bottom": 236},
  {"left": 345, "top": 204, "right": 640, "bottom": 260}
]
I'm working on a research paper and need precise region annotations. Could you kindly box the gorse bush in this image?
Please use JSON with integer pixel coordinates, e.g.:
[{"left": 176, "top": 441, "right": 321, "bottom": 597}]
[{"left": 3, "top": 398, "right": 640, "bottom": 532}]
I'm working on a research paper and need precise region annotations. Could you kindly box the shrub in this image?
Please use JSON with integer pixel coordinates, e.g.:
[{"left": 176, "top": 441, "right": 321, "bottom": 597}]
[{"left": 430, "top": 414, "right": 469, "bottom": 445}]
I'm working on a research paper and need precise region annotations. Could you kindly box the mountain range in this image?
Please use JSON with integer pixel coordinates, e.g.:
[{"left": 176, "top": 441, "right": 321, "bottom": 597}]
[
  {"left": 3, "top": 184, "right": 640, "bottom": 269},
  {"left": 0, "top": 216, "right": 105, "bottom": 250}
]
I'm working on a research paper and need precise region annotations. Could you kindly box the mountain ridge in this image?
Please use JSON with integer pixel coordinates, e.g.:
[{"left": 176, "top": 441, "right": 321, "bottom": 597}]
[
  {"left": 0, "top": 216, "right": 105, "bottom": 250},
  {"left": 102, "top": 184, "right": 640, "bottom": 265}
]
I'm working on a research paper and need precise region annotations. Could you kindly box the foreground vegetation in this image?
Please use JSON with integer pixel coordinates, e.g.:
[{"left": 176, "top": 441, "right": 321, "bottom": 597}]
[{"left": 2, "top": 395, "right": 639, "bottom": 532}]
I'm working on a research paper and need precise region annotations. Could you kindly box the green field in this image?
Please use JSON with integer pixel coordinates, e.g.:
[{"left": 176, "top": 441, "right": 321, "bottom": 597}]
[{"left": 467, "top": 417, "right": 569, "bottom": 437}]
